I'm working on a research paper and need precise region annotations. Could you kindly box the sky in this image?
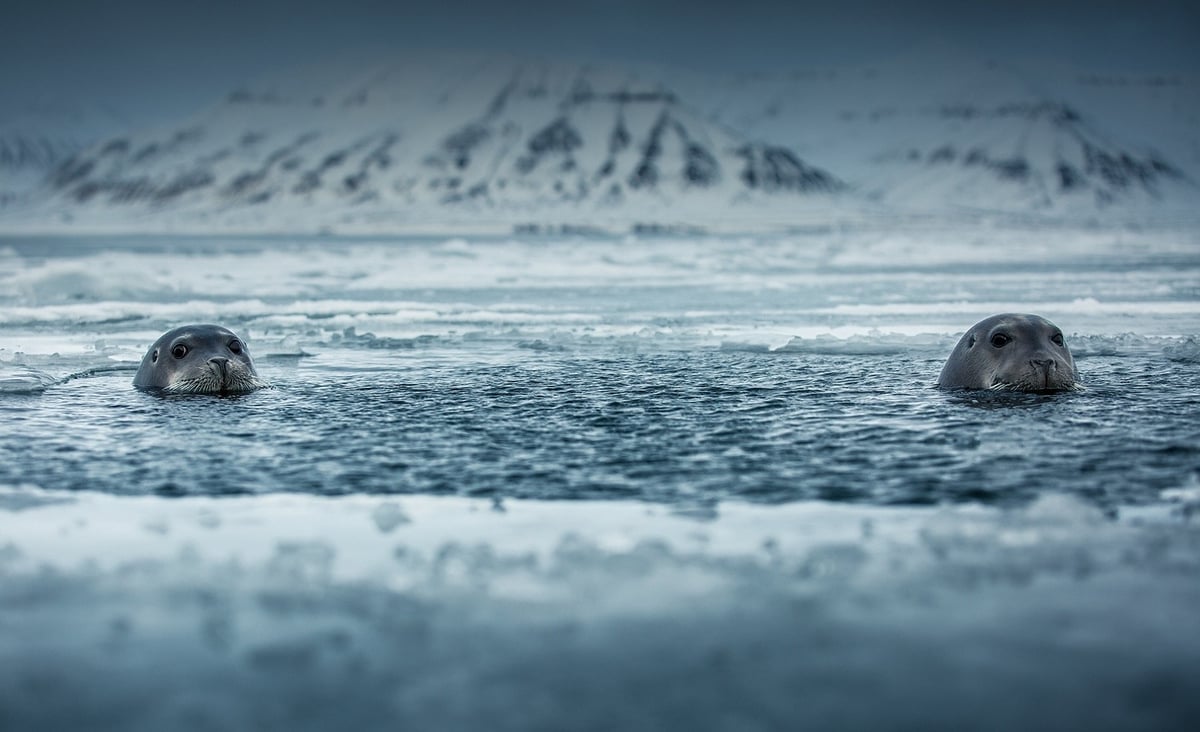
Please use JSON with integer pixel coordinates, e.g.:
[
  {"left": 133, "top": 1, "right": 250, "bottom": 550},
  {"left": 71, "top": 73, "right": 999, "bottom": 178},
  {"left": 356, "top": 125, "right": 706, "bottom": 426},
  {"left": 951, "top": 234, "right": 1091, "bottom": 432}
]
[{"left": 2, "top": 0, "right": 1198, "bottom": 128}]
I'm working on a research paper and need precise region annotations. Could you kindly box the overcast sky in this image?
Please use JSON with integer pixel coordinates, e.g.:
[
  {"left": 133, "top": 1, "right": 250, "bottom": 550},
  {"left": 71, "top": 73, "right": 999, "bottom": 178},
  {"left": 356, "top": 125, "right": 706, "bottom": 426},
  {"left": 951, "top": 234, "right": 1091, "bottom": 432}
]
[{"left": 2, "top": 0, "right": 1198, "bottom": 126}]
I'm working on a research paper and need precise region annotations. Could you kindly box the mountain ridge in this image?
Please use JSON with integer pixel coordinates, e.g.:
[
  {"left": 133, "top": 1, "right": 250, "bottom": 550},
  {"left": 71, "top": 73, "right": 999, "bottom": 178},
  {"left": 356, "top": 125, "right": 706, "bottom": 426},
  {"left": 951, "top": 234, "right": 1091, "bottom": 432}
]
[{"left": 3, "top": 53, "right": 1196, "bottom": 234}]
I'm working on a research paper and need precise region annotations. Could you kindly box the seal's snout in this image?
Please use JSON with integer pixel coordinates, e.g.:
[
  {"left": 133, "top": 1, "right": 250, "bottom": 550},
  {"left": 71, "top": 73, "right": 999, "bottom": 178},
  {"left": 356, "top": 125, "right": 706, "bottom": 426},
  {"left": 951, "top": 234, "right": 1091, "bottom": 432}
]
[
  {"left": 1032, "top": 358, "right": 1055, "bottom": 389},
  {"left": 208, "top": 357, "right": 230, "bottom": 379}
]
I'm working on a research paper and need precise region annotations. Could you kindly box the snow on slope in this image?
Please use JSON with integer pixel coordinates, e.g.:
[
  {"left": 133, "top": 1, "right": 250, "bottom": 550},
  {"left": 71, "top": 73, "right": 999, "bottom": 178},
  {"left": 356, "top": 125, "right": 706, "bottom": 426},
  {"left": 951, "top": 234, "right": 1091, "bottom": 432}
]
[
  {"left": 18, "top": 56, "right": 844, "bottom": 234},
  {"left": 5, "top": 51, "right": 1198, "bottom": 234},
  {"left": 690, "top": 49, "right": 1199, "bottom": 219},
  {"left": 863, "top": 99, "right": 1185, "bottom": 212},
  {"left": 0, "top": 101, "right": 128, "bottom": 207}
]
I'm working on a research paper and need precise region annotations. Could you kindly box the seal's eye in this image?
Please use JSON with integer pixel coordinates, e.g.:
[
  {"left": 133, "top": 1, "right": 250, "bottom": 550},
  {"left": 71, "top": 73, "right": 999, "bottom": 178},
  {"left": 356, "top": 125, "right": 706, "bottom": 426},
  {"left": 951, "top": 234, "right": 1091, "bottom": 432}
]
[
  {"left": 151, "top": 349, "right": 158, "bottom": 363},
  {"left": 228, "top": 340, "right": 243, "bottom": 355},
  {"left": 1051, "top": 333, "right": 1064, "bottom": 347},
  {"left": 171, "top": 344, "right": 188, "bottom": 359},
  {"left": 990, "top": 333, "right": 1011, "bottom": 348}
]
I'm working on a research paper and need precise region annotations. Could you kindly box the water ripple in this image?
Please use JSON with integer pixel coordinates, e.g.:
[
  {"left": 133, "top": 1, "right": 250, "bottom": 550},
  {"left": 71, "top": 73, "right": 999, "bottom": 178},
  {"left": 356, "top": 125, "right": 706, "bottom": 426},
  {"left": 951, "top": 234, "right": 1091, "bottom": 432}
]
[{"left": 2, "top": 351, "right": 1196, "bottom": 508}]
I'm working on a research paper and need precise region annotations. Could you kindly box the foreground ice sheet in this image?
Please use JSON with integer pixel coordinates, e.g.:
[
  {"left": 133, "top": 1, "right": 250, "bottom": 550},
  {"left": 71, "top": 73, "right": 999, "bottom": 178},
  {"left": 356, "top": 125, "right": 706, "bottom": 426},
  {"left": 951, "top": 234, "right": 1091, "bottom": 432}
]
[{"left": 2, "top": 486, "right": 1198, "bottom": 731}]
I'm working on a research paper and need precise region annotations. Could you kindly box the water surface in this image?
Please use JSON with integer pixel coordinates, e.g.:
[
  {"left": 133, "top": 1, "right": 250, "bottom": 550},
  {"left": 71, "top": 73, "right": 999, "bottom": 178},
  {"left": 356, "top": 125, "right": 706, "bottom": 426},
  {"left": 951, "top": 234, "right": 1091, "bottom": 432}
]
[
  {"left": 2, "top": 230, "right": 1197, "bottom": 507},
  {"left": 1, "top": 230, "right": 1198, "bottom": 731}
]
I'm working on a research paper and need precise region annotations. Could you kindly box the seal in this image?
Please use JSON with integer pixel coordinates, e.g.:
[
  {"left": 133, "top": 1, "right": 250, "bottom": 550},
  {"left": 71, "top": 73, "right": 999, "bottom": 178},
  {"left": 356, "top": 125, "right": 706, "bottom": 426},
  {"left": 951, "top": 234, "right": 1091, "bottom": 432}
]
[
  {"left": 937, "top": 313, "right": 1077, "bottom": 392},
  {"left": 133, "top": 324, "right": 266, "bottom": 394}
]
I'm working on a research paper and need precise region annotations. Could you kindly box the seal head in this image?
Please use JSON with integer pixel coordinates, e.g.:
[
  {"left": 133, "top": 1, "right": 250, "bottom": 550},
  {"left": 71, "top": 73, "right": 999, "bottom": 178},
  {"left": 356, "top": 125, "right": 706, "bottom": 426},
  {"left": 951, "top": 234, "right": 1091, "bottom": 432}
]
[
  {"left": 134, "top": 324, "right": 265, "bottom": 394},
  {"left": 937, "top": 314, "right": 1077, "bottom": 392}
]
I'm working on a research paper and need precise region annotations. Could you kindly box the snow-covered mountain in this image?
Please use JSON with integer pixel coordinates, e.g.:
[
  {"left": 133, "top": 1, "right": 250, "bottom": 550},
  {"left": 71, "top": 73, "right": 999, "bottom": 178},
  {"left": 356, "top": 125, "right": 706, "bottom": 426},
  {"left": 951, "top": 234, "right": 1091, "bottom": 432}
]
[
  {"left": 859, "top": 99, "right": 1183, "bottom": 211},
  {"left": 0, "top": 133, "right": 71, "bottom": 171},
  {"left": 0, "top": 102, "right": 128, "bottom": 207},
  {"left": 691, "top": 52, "right": 1198, "bottom": 219},
  {"left": 16, "top": 58, "right": 845, "bottom": 233},
  {"left": 5, "top": 52, "right": 1197, "bottom": 233}
]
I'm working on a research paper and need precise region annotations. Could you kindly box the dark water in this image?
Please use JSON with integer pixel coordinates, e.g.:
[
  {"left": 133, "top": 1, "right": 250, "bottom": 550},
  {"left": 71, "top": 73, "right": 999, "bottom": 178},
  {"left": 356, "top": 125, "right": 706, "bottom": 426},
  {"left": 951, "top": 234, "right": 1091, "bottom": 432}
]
[
  {"left": 2, "top": 233, "right": 1200, "bottom": 732},
  {"left": 4, "top": 349, "right": 1197, "bottom": 508},
  {"left": 2, "top": 233, "right": 1199, "bottom": 507}
]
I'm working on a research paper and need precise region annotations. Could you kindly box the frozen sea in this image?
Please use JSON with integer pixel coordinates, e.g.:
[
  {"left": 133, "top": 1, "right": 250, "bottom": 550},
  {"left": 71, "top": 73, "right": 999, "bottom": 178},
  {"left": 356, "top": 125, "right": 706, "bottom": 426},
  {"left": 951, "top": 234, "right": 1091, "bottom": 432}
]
[{"left": 1, "top": 227, "right": 1199, "bottom": 730}]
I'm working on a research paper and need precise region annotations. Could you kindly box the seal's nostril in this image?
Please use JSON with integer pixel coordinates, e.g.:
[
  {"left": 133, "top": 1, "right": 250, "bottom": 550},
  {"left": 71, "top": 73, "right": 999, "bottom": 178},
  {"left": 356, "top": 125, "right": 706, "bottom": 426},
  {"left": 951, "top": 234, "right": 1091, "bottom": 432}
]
[
  {"left": 209, "top": 357, "right": 230, "bottom": 376},
  {"left": 1031, "top": 359, "right": 1055, "bottom": 371}
]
